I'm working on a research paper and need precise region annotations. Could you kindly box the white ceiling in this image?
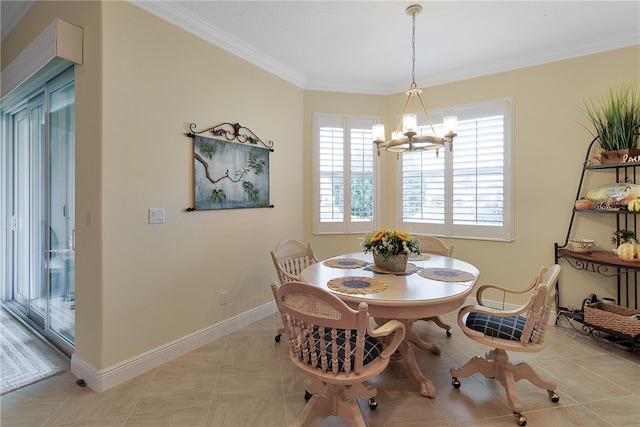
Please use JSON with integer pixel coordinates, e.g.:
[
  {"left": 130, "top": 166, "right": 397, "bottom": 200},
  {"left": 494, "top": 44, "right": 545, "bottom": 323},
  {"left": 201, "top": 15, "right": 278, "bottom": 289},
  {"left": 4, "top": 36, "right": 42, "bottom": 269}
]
[{"left": 3, "top": 1, "right": 639, "bottom": 95}]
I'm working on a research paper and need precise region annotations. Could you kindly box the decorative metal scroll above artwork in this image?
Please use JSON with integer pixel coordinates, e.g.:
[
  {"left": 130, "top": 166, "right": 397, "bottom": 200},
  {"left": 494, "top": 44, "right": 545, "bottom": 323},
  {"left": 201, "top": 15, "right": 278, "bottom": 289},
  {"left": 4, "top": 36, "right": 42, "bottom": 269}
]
[
  {"left": 186, "top": 122, "right": 274, "bottom": 212},
  {"left": 187, "top": 122, "right": 275, "bottom": 151}
]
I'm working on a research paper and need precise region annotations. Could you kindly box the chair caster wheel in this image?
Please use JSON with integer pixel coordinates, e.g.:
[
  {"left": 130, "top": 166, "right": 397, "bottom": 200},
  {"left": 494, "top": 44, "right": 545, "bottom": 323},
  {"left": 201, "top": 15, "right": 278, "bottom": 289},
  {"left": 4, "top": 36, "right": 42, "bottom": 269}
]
[
  {"left": 304, "top": 390, "right": 312, "bottom": 401},
  {"left": 514, "top": 412, "right": 526, "bottom": 426},
  {"left": 368, "top": 398, "right": 378, "bottom": 409},
  {"left": 547, "top": 390, "right": 559, "bottom": 402},
  {"left": 275, "top": 334, "right": 281, "bottom": 343},
  {"left": 446, "top": 330, "right": 452, "bottom": 337},
  {"left": 451, "top": 377, "right": 460, "bottom": 388}
]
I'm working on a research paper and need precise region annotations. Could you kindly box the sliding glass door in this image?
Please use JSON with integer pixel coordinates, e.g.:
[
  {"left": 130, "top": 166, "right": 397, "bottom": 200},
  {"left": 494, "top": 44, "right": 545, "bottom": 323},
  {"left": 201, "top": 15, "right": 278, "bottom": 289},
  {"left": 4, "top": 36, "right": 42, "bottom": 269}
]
[
  {"left": 48, "top": 74, "right": 76, "bottom": 349},
  {"left": 3, "top": 67, "right": 75, "bottom": 355}
]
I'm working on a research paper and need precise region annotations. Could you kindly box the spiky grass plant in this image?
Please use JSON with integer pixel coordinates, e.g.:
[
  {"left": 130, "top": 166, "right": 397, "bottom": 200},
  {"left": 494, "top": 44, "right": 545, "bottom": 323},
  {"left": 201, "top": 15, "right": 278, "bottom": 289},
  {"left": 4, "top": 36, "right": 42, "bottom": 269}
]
[{"left": 583, "top": 84, "right": 640, "bottom": 152}]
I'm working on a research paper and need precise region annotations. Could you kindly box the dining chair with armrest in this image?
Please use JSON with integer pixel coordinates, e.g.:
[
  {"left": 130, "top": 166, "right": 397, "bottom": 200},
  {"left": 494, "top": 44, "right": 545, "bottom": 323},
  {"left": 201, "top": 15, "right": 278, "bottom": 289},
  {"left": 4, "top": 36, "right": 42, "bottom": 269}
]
[
  {"left": 270, "top": 240, "right": 319, "bottom": 342},
  {"left": 416, "top": 235, "right": 454, "bottom": 336},
  {"left": 475, "top": 266, "right": 545, "bottom": 309},
  {"left": 450, "top": 264, "right": 561, "bottom": 426},
  {"left": 272, "top": 281, "right": 405, "bottom": 427}
]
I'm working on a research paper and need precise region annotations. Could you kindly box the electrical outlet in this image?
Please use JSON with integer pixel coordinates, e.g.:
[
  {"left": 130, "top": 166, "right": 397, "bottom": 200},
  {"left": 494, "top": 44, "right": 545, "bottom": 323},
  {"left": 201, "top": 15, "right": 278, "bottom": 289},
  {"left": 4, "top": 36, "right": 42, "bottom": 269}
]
[{"left": 220, "top": 290, "right": 229, "bottom": 305}]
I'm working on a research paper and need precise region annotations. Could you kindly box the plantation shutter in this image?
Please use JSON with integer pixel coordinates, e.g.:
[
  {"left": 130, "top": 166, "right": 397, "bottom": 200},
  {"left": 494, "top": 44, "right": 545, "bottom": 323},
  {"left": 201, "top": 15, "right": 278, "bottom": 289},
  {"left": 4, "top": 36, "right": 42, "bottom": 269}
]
[
  {"left": 399, "top": 99, "right": 512, "bottom": 241},
  {"left": 314, "top": 114, "right": 378, "bottom": 234},
  {"left": 318, "top": 118, "right": 345, "bottom": 224}
]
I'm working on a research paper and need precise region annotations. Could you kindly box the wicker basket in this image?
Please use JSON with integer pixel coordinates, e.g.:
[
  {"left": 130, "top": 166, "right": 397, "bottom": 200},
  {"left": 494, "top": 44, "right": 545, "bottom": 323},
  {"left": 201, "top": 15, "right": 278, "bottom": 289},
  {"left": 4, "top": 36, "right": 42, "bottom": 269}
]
[{"left": 584, "top": 302, "right": 640, "bottom": 338}]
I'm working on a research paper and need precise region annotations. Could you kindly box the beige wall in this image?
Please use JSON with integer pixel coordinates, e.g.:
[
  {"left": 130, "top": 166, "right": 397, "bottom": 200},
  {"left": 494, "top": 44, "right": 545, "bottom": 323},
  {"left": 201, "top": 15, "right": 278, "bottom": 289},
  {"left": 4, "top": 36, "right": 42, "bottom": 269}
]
[
  {"left": 304, "top": 46, "right": 640, "bottom": 308},
  {"left": 98, "top": 2, "right": 304, "bottom": 368},
  {"left": 2, "top": 0, "right": 639, "bottom": 376},
  {"left": 3, "top": 1, "right": 304, "bottom": 370}
]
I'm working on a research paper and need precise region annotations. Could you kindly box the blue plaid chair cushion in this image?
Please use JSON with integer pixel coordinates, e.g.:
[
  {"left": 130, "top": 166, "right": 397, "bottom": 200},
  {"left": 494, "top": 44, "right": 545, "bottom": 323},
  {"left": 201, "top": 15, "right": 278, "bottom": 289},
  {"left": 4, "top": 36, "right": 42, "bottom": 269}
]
[
  {"left": 466, "top": 312, "right": 529, "bottom": 342},
  {"left": 305, "top": 328, "right": 383, "bottom": 372}
]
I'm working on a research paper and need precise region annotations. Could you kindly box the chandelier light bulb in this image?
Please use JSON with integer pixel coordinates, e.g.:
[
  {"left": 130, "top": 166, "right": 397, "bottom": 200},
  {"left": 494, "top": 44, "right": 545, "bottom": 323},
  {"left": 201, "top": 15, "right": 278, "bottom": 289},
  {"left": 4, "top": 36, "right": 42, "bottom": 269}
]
[
  {"left": 443, "top": 116, "right": 458, "bottom": 134},
  {"left": 373, "top": 124, "right": 385, "bottom": 143},
  {"left": 403, "top": 113, "right": 417, "bottom": 135}
]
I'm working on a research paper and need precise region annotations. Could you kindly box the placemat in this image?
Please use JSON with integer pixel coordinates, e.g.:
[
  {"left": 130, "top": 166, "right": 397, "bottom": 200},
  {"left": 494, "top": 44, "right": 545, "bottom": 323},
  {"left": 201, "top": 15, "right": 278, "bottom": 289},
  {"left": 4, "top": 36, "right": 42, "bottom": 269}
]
[
  {"left": 409, "top": 254, "right": 431, "bottom": 261},
  {"left": 323, "top": 258, "right": 368, "bottom": 269},
  {"left": 418, "top": 268, "right": 475, "bottom": 282},
  {"left": 368, "top": 263, "right": 418, "bottom": 275},
  {"left": 327, "top": 276, "right": 388, "bottom": 295}
]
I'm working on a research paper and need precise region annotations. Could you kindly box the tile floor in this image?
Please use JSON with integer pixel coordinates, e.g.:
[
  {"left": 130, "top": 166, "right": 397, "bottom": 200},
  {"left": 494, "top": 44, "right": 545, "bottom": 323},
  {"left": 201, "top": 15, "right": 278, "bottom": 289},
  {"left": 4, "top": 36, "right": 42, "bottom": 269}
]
[{"left": 1, "top": 311, "right": 639, "bottom": 427}]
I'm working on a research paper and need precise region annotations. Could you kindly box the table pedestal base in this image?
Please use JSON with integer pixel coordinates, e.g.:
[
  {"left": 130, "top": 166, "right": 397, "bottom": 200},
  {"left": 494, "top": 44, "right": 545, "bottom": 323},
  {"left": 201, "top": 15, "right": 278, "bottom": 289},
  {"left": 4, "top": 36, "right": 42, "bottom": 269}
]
[
  {"left": 406, "top": 328, "right": 442, "bottom": 355},
  {"left": 380, "top": 319, "right": 440, "bottom": 398}
]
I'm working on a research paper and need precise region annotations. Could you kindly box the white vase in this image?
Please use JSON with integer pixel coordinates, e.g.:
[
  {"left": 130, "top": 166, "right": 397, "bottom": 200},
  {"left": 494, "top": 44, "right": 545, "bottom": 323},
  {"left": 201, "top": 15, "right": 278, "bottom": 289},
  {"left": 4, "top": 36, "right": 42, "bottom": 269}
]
[{"left": 373, "top": 252, "right": 409, "bottom": 272}]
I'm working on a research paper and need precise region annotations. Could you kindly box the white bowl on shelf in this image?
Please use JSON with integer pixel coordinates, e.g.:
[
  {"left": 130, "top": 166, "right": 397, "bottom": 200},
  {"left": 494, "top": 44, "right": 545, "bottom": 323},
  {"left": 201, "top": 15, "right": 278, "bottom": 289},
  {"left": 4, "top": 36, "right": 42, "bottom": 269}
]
[{"left": 567, "top": 239, "right": 595, "bottom": 253}]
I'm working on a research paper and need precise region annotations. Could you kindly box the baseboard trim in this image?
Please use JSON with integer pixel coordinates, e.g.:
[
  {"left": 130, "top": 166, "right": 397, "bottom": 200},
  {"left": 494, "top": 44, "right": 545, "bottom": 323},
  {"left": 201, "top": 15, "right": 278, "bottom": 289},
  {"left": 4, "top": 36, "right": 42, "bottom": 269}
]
[
  {"left": 71, "top": 295, "right": 556, "bottom": 392},
  {"left": 71, "top": 301, "right": 277, "bottom": 392}
]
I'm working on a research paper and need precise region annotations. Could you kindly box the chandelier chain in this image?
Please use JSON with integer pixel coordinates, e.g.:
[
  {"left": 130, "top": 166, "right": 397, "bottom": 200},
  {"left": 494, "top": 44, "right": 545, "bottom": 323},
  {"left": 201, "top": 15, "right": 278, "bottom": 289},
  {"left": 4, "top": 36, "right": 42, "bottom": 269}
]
[{"left": 411, "top": 10, "right": 417, "bottom": 89}]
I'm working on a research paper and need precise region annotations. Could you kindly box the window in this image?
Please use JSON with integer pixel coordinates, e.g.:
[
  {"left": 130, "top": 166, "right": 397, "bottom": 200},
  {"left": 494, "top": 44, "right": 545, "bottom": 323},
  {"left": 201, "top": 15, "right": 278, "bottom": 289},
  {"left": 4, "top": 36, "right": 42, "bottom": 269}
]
[
  {"left": 399, "top": 98, "right": 513, "bottom": 241},
  {"left": 313, "top": 114, "right": 378, "bottom": 234}
]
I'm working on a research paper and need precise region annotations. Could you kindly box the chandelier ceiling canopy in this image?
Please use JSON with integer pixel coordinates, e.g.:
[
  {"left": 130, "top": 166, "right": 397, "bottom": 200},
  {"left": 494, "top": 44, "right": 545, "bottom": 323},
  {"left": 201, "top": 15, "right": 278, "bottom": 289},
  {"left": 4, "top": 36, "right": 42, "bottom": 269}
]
[{"left": 373, "top": 4, "right": 457, "bottom": 156}]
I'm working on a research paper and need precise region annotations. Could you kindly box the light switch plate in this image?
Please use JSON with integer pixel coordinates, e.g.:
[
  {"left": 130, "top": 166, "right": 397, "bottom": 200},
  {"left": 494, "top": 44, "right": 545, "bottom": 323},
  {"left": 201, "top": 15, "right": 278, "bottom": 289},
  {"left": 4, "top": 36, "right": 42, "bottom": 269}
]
[{"left": 149, "top": 208, "right": 165, "bottom": 224}]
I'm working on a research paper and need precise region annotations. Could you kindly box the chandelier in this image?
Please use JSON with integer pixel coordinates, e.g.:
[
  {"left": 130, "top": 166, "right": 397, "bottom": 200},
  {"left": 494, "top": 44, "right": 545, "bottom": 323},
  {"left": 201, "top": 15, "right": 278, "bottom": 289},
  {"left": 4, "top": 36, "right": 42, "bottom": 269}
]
[{"left": 372, "top": 4, "right": 457, "bottom": 156}]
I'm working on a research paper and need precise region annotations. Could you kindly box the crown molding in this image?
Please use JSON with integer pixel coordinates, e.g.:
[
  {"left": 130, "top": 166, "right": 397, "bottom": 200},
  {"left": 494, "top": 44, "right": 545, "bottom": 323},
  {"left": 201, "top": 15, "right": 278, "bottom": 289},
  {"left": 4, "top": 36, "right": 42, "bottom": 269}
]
[
  {"left": 130, "top": 1, "right": 638, "bottom": 96},
  {"left": 129, "top": 0, "right": 307, "bottom": 89},
  {"left": 414, "top": 30, "right": 640, "bottom": 91}
]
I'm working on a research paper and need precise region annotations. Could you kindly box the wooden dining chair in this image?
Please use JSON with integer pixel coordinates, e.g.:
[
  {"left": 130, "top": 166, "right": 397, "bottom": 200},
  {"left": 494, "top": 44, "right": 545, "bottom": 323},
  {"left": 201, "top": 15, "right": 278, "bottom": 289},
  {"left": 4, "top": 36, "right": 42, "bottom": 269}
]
[
  {"left": 270, "top": 240, "right": 319, "bottom": 342},
  {"left": 271, "top": 239, "right": 319, "bottom": 284},
  {"left": 416, "top": 235, "right": 454, "bottom": 336},
  {"left": 272, "top": 281, "right": 405, "bottom": 427},
  {"left": 450, "top": 264, "right": 562, "bottom": 426}
]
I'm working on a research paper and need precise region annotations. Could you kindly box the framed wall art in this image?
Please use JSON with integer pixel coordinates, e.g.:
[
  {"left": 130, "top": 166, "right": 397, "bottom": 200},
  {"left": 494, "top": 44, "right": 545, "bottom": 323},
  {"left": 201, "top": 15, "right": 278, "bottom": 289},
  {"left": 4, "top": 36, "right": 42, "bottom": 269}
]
[{"left": 186, "top": 122, "right": 274, "bottom": 211}]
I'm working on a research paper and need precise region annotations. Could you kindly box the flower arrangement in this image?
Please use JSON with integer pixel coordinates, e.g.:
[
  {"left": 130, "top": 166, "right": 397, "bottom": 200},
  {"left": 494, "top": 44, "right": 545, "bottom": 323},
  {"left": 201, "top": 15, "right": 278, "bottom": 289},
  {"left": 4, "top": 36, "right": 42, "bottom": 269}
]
[
  {"left": 611, "top": 229, "right": 636, "bottom": 247},
  {"left": 362, "top": 228, "right": 421, "bottom": 261}
]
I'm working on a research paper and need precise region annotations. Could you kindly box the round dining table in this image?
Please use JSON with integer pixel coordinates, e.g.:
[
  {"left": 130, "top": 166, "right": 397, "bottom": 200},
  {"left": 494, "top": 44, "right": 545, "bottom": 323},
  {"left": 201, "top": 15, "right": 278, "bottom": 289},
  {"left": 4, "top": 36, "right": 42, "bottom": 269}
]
[{"left": 300, "top": 251, "right": 480, "bottom": 398}]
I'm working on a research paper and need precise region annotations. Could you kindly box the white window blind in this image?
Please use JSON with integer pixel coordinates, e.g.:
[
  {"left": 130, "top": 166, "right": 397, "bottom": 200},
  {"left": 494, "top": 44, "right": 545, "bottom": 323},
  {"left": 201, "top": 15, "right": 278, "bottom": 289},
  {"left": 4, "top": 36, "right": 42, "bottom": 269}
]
[
  {"left": 314, "top": 114, "right": 378, "bottom": 234},
  {"left": 318, "top": 124, "right": 345, "bottom": 223},
  {"left": 399, "top": 98, "right": 513, "bottom": 241}
]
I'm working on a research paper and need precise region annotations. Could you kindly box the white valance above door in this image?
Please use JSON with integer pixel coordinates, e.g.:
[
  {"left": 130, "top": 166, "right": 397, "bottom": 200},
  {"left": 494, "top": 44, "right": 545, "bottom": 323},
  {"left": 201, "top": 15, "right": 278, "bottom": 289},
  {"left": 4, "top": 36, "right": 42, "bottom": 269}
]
[{"left": 1, "top": 18, "right": 82, "bottom": 101}]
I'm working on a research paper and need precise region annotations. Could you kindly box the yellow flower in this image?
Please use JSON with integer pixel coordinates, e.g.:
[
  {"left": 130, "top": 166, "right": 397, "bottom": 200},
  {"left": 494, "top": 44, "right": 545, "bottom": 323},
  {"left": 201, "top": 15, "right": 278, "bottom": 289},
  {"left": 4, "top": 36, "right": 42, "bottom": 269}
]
[
  {"left": 394, "top": 229, "right": 411, "bottom": 242},
  {"left": 370, "top": 228, "right": 386, "bottom": 242}
]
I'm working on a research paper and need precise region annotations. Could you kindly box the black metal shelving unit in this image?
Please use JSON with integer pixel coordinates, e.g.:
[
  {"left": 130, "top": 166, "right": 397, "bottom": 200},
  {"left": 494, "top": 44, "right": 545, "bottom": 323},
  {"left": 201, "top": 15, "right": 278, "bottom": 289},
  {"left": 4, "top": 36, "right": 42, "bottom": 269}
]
[{"left": 554, "top": 137, "right": 640, "bottom": 351}]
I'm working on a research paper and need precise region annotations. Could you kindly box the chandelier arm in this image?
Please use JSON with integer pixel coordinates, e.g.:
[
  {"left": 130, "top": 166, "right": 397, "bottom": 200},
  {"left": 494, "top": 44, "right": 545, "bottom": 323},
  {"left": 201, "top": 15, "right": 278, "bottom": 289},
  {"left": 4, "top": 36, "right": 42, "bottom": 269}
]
[{"left": 416, "top": 93, "right": 438, "bottom": 135}]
